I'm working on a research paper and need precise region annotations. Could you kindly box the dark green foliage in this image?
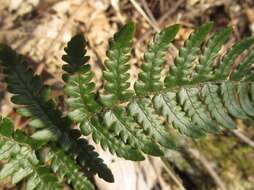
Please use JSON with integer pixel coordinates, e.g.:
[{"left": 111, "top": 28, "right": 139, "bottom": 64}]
[
  {"left": 231, "top": 52, "right": 254, "bottom": 80},
  {"left": 62, "top": 31, "right": 146, "bottom": 161},
  {"left": 62, "top": 21, "right": 254, "bottom": 162},
  {"left": 0, "top": 44, "right": 113, "bottom": 183},
  {"left": 89, "top": 117, "right": 145, "bottom": 161},
  {"left": 41, "top": 146, "right": 95, "bottom": 190},
  {"left": 103, "top": 107, "right": 163, "bottom": 156},
  {"left": 1, "top": 21, "right": 254, "bottom": 188},
  {"left": 215, "top": 37, "right": 254, "bottom": 80},
  {"left": 62, "top": 33, "right": 90, "bottom": 73}
]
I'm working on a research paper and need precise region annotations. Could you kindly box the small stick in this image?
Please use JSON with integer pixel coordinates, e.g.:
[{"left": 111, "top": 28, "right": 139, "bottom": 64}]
[
  {"left": 188, "top": 148, "right": 227, "bottom": 190},
  {"left": 134, "top": 0, "right": 183, "bottom": 46},
  {"left": 231, "top": 129, "right": 254, "bottom": 149},
  {"left": 129, "top": 0, "right": 160, "bottom": 32},
  {"left": 161, "top": 157, "right": 186, "bottom": 190},
  {"left": 139, "top": 0, "right": 157, "bottom": 26}
]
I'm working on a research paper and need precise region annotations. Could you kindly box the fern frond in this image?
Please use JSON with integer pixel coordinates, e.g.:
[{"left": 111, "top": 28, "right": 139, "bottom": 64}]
[
  {"left": 0, "top": 44, "right": 113, "bottom": 183},
  {"left": 62, "top": 22, "right": 254, "bottom": 161},
  {"left": 90, "top": 117, "right": 145, "bottom": 161},
  {"left": 201, "top": 84, "right": 236, "bottom": 129},
  {"left": 62, "top": 33, "right": 146, "bottom": 161},
  {"left": 63, "top": 33, "right": 101, "bottom": 114},
  {"left": 192, "top": 27, "right": 232, "bottom": 82},
  {"left": 178, "top": 88, "right": 219, "bottom": 133},
  {"left": 2, "top": 22, "right": 254, "bottom": 167},
  {"left": 100, "top": 22, "right": 135, "bottom": 106},
  {"left": 220, "top": 81, "right": 249, "bottom": 119},
  {"left": 238, "top": 82, "right": 254, "bottom": 117},
  {"left": 58, "top": 128, "right": 114, "bottom": 182},
  {"left": 214, "top": 37, "right": 254, "bottom": 80},
  {"left": 134, "top": 24, "right": 180, "bottom": 94},
  {"left": 231, "top": 52, "right": 254, "bottom": 80},
  {"left": 128, "top": 98, "right": 177, "bottom": 148},
  {"left": 41, "top": 146, "right": 95, "bottom": 190},
  {"left": 165, "top": 22, "right": 214, "bottom": 88},
  {"left": 0, "top": 117, "right": 62, "bottom": 190},
  {"left": 153, "top": 92, "right": 205, "bottom": 138},
  {"left": 104, "top": 107, "right": 163, "bottom": 156}
]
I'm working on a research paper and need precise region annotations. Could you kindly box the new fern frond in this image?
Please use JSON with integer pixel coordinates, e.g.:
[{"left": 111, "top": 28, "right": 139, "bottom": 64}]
[{"left": 1, "top": 21, "right": 254, "bottom": 189}]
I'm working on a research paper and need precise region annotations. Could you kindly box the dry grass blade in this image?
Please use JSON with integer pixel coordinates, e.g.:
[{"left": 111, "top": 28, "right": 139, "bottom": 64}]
[{"left": 129, "top": 0, "right": 160, "bottom": 31}]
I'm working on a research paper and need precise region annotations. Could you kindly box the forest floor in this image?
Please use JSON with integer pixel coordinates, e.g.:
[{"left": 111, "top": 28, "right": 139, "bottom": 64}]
[{"left": 1, "top": 0, "right": 254, "bottom": 190}]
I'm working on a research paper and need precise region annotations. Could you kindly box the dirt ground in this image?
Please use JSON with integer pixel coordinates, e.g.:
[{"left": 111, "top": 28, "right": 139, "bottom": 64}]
[{"left": 1, "top": 0, "right": 254, "bottom": 190}]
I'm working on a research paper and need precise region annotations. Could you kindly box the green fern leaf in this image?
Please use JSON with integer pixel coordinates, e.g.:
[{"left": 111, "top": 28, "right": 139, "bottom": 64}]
[
  {"left": 178, "top": 87, "right": 219, "bottom": 133},
  {"left": 201, "top": 84, "right": 236, "bottom": 129},
  {"left": 57, "top": 129, "right": 114, "bottom": 182},
  {"left": 238, "top": 82, "right": 254, "bottom": 117},
  {"left": 41, "top": 146, "right": 95, "bottom": 190},
  {"left": 62, "top": 32, "right": 145, "bottom": 161},
  {"left": 135, "top": 24, "right": 180, "bottom": 94},
  {"left": 62, "top": 33, "right": 90, "bottom": 73},
  {"left": 63, "top": 33, "right": 101, "bottom": 114},
  {"left": 61, "top": 22, "right": 254, "bottom": 159},
  {"left": 128, "top": 98, "right": 177, "bottom": 148},
  {"left": 214, "top": 37, "right": 254, "bottom": 80},
  {"left": 2, "top": 22, "right": 254, "bottom": 167},
  {"left": 165, "top": 22, "right": 214, "bottom": 88},
  {"left": 0, "top": 117, "right": 62, "bottom": 190},
  {"left": 231, "top": 52, "right": 254, "bottom": 80},
  {"left": 0, "top": 44, "right": 113, "bottom": 183},
  {"left": 100, "top": 22, "right": 135, "bottom": 106},
  {"left": 220, "top": 81, "right": 249, "bottom": 119},
  {"left": 90, "top": 117, "right": 145, "bottom": 161},
  {"left": 153, "top": 92, "right": 205, "bottom": 138},
  {"left": 192, "top": 27, "right": 232, "bottom": 82},
  {"left": 104, "top": 107, "right": 164, "bottom": 156}
]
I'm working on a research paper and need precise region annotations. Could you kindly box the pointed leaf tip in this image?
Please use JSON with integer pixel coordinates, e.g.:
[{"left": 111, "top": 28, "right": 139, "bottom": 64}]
[
  {"left": 164, "top": 24, "right": 181, "bottom": 33},
  {"left": 113, "top": 22, "right": 136, "bottom": 47}
]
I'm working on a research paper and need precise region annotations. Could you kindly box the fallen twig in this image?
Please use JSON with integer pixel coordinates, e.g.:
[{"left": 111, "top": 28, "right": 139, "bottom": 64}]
[
  {"left": 187, "top": 148, "right": 227, "bottom": 190},
  {"left": 129, "top": 0, "right": 160, "bottom": 31},
  {"left": 231, "top": 130, "right": 254, "bottom": 149},
  {"left": 161, "top": 157, "right": 186, "bottom": 190}
]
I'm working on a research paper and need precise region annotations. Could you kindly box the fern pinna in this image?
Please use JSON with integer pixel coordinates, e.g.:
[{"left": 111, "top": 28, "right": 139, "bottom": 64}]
[
  {"left": 63, "top": 21, "right": 254, "bottom": 160},
  {"left": 0, "top": 43, "right": 113, "bottom": 188},
  {"left": 0, "top": 117, "right": 95, "bottom": 190},
  {"left": 1, "top": 21, "right": 254, "bottom": 189}
]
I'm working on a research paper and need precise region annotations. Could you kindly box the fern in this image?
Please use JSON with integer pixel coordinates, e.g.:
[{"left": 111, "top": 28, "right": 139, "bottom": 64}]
[
  {"left": 100, "top": 22, "right": 135, "bottom": 106},
  {"left": 63, "top": 30, "right": 149, "bottom": 161},
  {"left": 164, "top": 22, "right": 214, "bottom": 87},
  {"left": 1, "top": 21, "right": 254, "bottom": 188},
  {"left": 134, "top": 24, "right": 180, "bottom": 94},
  {"left": 40, "top": 146, "right": 95, "bottom": 190},
  {"left": 0, "top": 44, "right": 113, "bottom": 183},
  {"left": 0, "top": 117, "right": 62, "bottom": 189},
  {"left": 62, "top": 21, "right": 254, "bottom": 161}
]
